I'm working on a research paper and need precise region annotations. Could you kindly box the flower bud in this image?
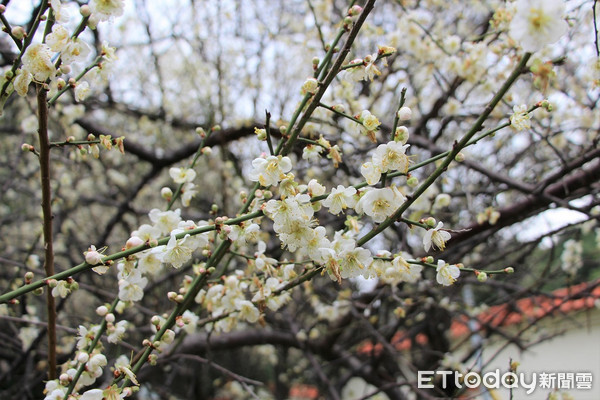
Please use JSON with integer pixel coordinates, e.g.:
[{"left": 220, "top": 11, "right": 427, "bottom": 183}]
[
  {"left": 332, "top": 104, "right": 346, "bottom": 113},
  {"left": 167, "top": 292, "right": 178, "bottom": 301},
  {"left": 96, "top": 305, "right": 108, "bottom": 316},
  {"left": 160, "top": 187, "right": 173, "bottom": 200},
  {"left": 80, "top": 5, "right": 91, "bottom": 17},
  {"left": 85, "top": 248, "right": 103, "bottom": 265},
  {"left": 504, "top": 267, "right": 514, "bottom": 274},
  {"left": 348, "top": 5, "right": 363, "bottom": 16},
  {"left": 151, "top": 315, "right": 161, "bottom": 326},
  {"left": 59, "top": 373, "right": 71, "bottom": 385},
  {"left": 201, "top": 146, "right": 212, "bottom": 155},
  {"left": 476, "top": 271, "right": 488, "bottom": 282},
  {"left": 455, "top": 152, "right": 465, "bottom": 162},
  {"left": 24, "top": 271, "right": 34, "bottom": 282},
  {"left": 425, "top": 217, "right": 437, "bottom": 228},
  {"left": 195, "top": 127, "right": 206, "bottom": 137},
  {"left": 11, "top": 26, "right": 25, "bottom": 40},
  {"left": 406, "top": 176, "right": 418, "bottom": 187},
  {"left": 425, "top": 256, "right": 435, "bottom": 264},
  {"left": 397, "top": 106, "right": 412, "bottom": 121},
  {"left": 77, "top": 352, "right": 89, "bottom": 364},
  {"left": 105, "top": 313, "right": 115, "bottom": 323},
  {"left": 541, "top": 99, "right": 553, "bottom": 112},
  {"left": 126, "top": 236, "right": 144, "bottom": 249},
  {"left": 148, "top": 354, "right": 158, "bottom": 365}
]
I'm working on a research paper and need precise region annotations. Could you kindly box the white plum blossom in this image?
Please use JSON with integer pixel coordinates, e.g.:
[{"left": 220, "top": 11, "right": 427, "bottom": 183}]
[
  {"left": 45, "top": 24, "right": 69, "bottom": 52},
  {"left": 74, "top": 81, "right": 90, "bottom": 102},
  {"left": 355, "top": 187, "right": 406, "bottom": 223},
  {"left": 50, "top": 0, "right": 71, "bottom": 24},
  {"left": 298, "top": 225, "right": 330, "bottom": 262},
  {"left": 345, "top": 58, "right": 366, "bottom": 81},
  {"left": 338, "top": 245, "right": 373, "bottom": 279},
  {"left": 22, "top": 43, "right": 56, "bottom": 82},
  {"left": 181, "top": 182, "right": 198, "bottom": 206},
  {"left": 423, "top": 221, "right": 452, "bottom": 252},
  {"left": 363, "top": 54, "right": 381, "bottom": 81},
  {"left": 307, "top": 179, "right": 326, "bottom": 197},
  {"left": 391, "top": 255, "right": 422, "bottom": 283},
  {"left": 169, "top": 167, "right": 197, "bottom": 184},
  {"left": 44, "top": 388, "right": 67, "bottom": 400},
  {"left": 248, "top": 155, "right": 293, "bottom": 187},
  {"left": 302, "top": 144, "right": 324, "bottom": 162},
  {"left": 137, "top": 251, "right": 163, "bottom": 275},
  {"left": 510, "top": 104, "right": 531, "bottom": 131},
  {"left": 158, "top": 232, "right": 194, "bottom": 269},
  {"left": 148, "top": 208, "right": 181, "bottom": 234},
  {"left": 235, "top": 299, "right": 260, "bottom": 323},
  {"left": 80, "top": 389, "right": 103, "bottom": 400},
  {"left": 228, "top": 222, "right": 260, "bottom": 246},
  {"left": 436, "top": 260, "right": 460, "bottom": 286},
  {"left": 254, "top": 241, "right": 278, "bottom": 275},
  {"left": 358, "top": 110, "right": 381, "bottom": 140},
  {"left": 372, "top": 141, "right": 410, "bottom": 174},
  {"left": 13, "top": 70, "right": 32, "bottom": 97},
  {"left": 89, "top": 0, "right": 125, "bottom": 21},
  {"left": 509, "top": 0, "right": 568, "bottom": 53},
  {"left": 264, "top": 194, "right": 314, "bottom": 234},
  {"left": 132, "top": 224, "right": 161, "bottom": 242},
  {"left": 61, "top": 38, "right": 91, "bottom": 64},
  {"left": 180, "top": 310, "right": 200, "bottom": 334},
  {"left": 360, "top": 161, "right": 381, "bottom": 185},
  {"left": 322, "top": 185, "right": 357, "bottom": 215},
  {"left": 107, "top": 320, "right": 128, "bottom": 343},
  {"left": 561, "top": 239, "right": 583, "bottom": 274},
  {"left": 118, "top": 268, "right": 148, "bottom": 302},
  {"left": 51, "top": 280, "right": 71, "bottom": 298}
]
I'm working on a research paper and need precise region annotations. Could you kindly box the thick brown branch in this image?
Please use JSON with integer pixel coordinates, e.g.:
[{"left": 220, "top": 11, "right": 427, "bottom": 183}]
[
  {"left": 37, "top": 85, "right": 57, "bottom": 380},
  {"left": 447, "top": 158, "right": 600, "bottom": 250}
]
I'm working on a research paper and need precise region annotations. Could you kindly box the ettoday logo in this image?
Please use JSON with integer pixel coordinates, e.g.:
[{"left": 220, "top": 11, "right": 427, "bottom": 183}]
[{"left": 418, "top": 370, "right": 593, "bottom": 395}]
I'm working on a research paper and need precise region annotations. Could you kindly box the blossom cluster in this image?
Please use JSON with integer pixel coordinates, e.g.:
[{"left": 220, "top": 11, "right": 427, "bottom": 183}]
[{"left": 12, "top": 0, "right": 121, "bottom": 100}]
